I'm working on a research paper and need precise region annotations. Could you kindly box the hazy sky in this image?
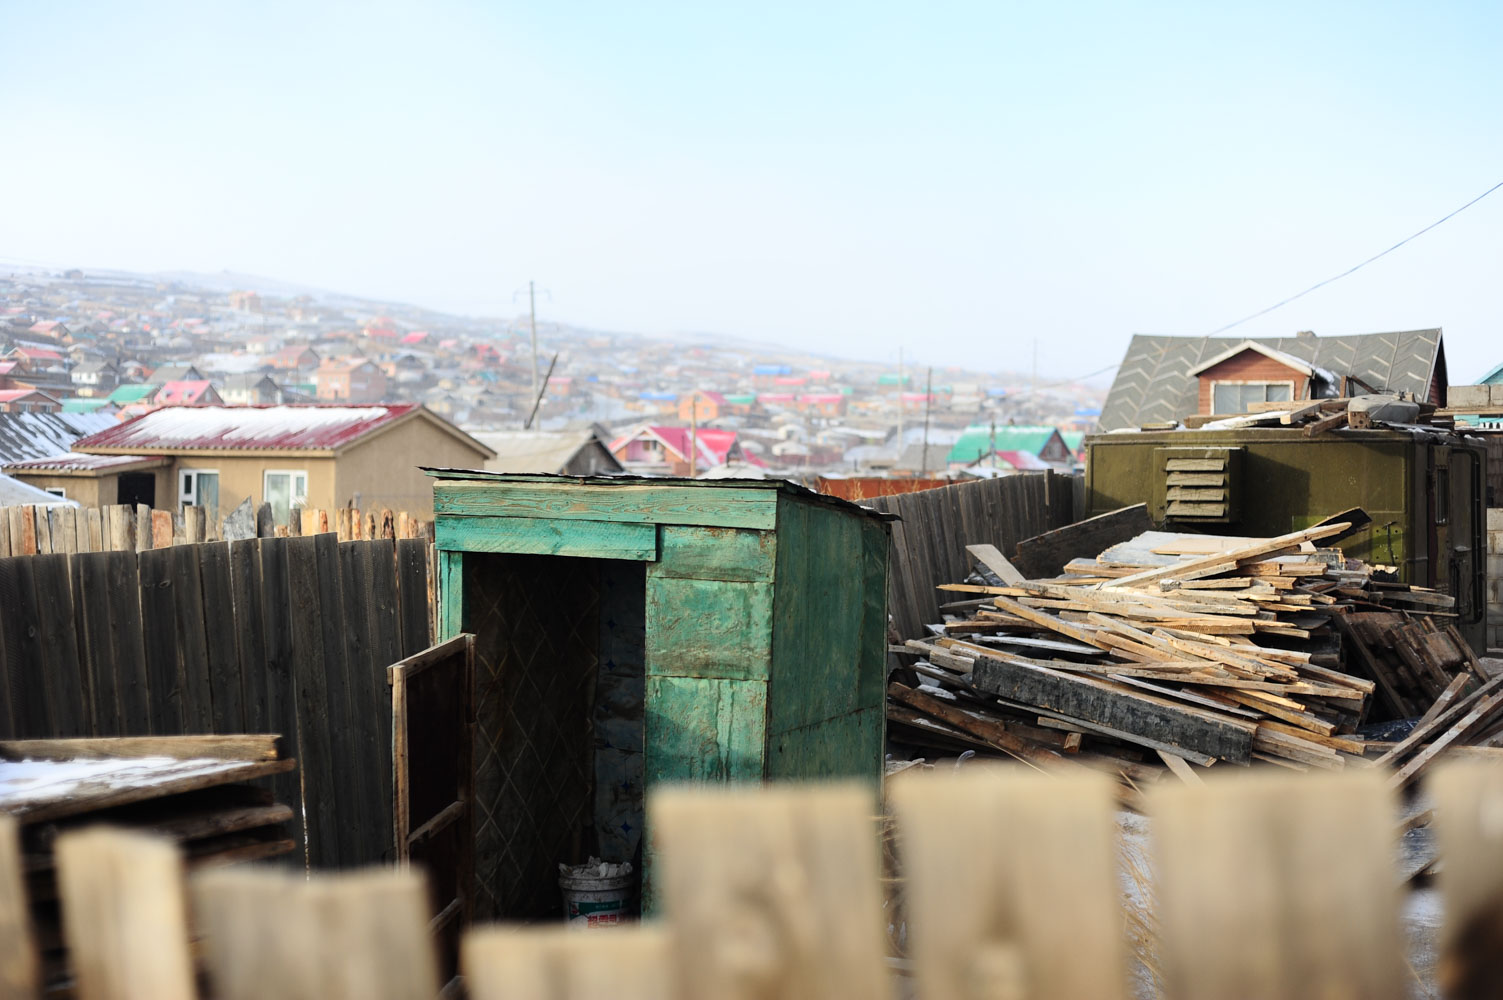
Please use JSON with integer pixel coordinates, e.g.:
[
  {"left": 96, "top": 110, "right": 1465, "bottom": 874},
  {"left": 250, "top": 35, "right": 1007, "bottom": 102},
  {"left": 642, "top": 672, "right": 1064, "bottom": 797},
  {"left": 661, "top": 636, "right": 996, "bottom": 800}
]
[{"left": 4, "top": 1, "right": 1500, "bottom": 382}]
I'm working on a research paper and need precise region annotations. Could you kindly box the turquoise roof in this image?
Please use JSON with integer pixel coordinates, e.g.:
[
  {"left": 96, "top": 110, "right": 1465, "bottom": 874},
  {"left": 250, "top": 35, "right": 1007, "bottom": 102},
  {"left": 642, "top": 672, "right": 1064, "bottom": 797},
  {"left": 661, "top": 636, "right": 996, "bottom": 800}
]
[
  {"left": 62, "top": 398, "right": 112, "bottom": 413},
  {"left": 1478, "top": 362, "right": 1503, "bottom": 385},
  {"left": 107, "top": 383, "right": 156, "bottom": 403},
  {"left": 945, "top": 425, "right": 1065, "bottom": 464}
]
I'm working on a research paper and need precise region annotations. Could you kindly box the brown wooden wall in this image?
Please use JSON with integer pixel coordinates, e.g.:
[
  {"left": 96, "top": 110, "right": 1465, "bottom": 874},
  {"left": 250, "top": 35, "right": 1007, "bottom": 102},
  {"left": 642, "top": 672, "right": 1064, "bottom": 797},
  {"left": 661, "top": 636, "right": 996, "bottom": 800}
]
[
  {"left": 866, "top": 471, "right": 1076, "bottom": 640},
  {"left": 0, "top": 535, "right": 432, "bottom": 869},
  {"left": 1196, "top": 352, "right": 1307, "bottom": 414}
]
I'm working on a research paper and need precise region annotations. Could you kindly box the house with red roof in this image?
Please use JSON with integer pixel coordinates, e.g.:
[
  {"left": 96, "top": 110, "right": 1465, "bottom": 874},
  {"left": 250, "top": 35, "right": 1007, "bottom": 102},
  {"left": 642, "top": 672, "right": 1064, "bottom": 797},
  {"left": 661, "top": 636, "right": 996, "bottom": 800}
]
[
  {"left": 607, "top": 424, "right": 764, "bottom": 477},
  {"left": 154, "top": 380, "right": 224, "bottom": 406},
  {"left": 27, "top": 321, "right": 69, "bottom": 341},
  {"left": 0, "top": 390, "right": 62, "bottom": 414},
  {"left": 5, "top": 403, "right": 493, "bottom": 521},
  {"left": 313, "top": 358, "right": 388, "bottom": 403},
  {"left": 266, "top": 345, "right": 321, "bottom": 371}
]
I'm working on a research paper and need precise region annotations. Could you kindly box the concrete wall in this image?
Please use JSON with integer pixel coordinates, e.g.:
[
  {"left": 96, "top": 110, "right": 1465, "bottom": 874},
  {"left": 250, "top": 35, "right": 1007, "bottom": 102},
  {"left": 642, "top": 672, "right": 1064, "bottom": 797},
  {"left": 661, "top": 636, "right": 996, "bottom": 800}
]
[
  {"left": 1489, "top": 507, "right": 1503, "bottom": 652},
  {"left": 335, "top": 416, "right": 490, "bottom": 516},
  {"left": 203, "top": 456, "right": 339, "bottom": 520}
]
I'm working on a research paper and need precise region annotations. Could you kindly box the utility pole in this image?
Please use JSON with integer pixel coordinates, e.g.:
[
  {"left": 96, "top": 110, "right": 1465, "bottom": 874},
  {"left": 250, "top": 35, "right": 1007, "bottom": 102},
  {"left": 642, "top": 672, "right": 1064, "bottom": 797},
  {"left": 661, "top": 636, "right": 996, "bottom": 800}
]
[
  {"left": 689, "top": 393, "right": 699, "bottom": 479},
  {"left": 1030, "top": 338, "right": 1038, "bottom": 410},
  {"left": 920, "top": 366, "right": 933, "bottom": 476},
  {"left": 528, "top": 280, "right": 540, "bottom": 426},
  {"left": 896, "top": 346, "right": 905, "bottom": 455}
]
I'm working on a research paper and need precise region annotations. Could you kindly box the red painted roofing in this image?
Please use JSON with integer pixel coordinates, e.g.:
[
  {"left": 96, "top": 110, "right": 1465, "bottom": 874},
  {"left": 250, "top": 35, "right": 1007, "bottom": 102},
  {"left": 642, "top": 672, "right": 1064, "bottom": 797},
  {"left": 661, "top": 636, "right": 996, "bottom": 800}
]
[
  {"left": 155, "top": 380, "right": 215, "bottom": 405},
  {"left": 10, "top": 347, "right": 62, "bottom": 361},
  {"left": 73, "top": 403, "right": 422, "bottom": 452},
  {"left": 646, "top": 426, "right": 740, "bottom": 464}
]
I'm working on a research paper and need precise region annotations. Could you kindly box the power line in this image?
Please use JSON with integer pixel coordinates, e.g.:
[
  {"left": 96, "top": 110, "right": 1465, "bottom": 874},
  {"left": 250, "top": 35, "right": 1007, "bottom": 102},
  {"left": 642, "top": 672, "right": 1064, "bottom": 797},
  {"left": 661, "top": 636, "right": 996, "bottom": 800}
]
[{"left": 1209, "top": 177, "right": 1503, "bottom": 336}]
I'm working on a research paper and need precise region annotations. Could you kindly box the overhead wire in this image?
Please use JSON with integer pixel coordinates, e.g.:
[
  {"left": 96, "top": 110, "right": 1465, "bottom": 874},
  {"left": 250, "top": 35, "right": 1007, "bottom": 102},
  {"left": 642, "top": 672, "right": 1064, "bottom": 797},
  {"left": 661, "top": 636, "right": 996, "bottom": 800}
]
[{"left": 1208, "top": 177, "right": 1503, "bottom": 335}]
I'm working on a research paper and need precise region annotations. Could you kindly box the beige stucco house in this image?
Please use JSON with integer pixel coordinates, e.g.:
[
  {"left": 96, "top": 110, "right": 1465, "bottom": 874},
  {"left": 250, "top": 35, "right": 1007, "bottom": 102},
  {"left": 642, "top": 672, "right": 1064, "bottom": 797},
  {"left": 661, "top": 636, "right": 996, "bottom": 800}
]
[{"left": 4, "top": 403, "right": 494, "bottom": 522}]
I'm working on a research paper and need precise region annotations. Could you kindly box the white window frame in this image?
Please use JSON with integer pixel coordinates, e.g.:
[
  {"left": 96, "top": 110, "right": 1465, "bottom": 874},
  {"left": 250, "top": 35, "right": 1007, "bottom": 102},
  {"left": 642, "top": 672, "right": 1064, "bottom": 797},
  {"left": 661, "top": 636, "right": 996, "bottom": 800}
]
[
  {"left": 1208, "top": 379, "right": 1298, "bottom": 414},
  {"left": 263, "top": 469, "right": 309, "bottom": 513},
  {"left": 179, "top": 467, "right": 220, "bottom": 509},
  {"left": 43, "top": 486, "right": 67, "bottom": 499}
]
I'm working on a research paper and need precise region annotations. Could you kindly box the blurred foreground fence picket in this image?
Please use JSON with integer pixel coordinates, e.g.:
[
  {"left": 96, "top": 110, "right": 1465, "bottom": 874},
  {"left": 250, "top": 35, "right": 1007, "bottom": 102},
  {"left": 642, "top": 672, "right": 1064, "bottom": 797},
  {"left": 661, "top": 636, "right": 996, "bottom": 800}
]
[
  {"left": 0, "top": 534, "right": 432, "bottom": 869},
  {"left": 9, "top": 764, "right": 1503, "bottom": 999}
]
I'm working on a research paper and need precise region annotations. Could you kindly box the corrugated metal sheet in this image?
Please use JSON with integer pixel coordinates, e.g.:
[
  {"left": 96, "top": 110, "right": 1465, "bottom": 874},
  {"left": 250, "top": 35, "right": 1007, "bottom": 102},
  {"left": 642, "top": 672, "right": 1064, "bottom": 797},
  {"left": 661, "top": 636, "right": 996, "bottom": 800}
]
[
  {"left": 0, "top": 412, "right": 118, "bottom": 464},
  {"left": 1099, "top": 330, "right": 1444, "bottom": 430},
  {"left": 0, "top": 472, "right": 78, "bottom": 506},
  {"left": 5, "top": 453, "right": 163, "bottom": 472},
  {"left": 73, "top": 403, "right": 420, "bottom": 452}
]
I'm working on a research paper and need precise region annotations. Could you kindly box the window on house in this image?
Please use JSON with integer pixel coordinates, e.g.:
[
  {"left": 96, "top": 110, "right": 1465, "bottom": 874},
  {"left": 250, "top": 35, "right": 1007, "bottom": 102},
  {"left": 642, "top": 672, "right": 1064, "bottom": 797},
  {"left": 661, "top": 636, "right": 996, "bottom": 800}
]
[
  {"left": 1211, "top": 381, "right": 1294, "bottom": 414},
  {"left": 1435, "top": 466, "right": 1450, "bottom": 525},
  {"left": 179, "top": 468, "right": 220, "bottom": 518},
  {"left": 264, "top": 470, "right": 309, "bottom": 526},
  {"left": 43, "top": 487, "right": 66, "bottom": 499}
]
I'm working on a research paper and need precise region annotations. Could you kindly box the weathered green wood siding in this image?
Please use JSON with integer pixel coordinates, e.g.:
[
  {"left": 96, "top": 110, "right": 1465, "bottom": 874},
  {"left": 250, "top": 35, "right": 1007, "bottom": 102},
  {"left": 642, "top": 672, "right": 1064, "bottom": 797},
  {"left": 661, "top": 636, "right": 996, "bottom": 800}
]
[
  {"left": 645, "top": 577, "right": 774, "bottom": 681},
  {"left": 436, "top": 515, "right": 657, "bottom": 560},
  {"left": 433, "top": 481, "right": 777, "bottom": 530},
  {"left": 643, "top": 675, "right": 767, "bottom": 782},
  {"left": 653, "top": 524, "right": 776, "bottom": 582},
  {"left": 765, "top": 497, "right": 889, "bottom": 781}
]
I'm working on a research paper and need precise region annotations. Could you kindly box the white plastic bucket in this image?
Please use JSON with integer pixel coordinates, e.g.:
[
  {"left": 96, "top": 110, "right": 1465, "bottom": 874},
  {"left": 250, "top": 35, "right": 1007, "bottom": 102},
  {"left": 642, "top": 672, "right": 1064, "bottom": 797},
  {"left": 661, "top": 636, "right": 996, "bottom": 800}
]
[{"left": 559, "top": 869, "right": 634, "bottom": 927}]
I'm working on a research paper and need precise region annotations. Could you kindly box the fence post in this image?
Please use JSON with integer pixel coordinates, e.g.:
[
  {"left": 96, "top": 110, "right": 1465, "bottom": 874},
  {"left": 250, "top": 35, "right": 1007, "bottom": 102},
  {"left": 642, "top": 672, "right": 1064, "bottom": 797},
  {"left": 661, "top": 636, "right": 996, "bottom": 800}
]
[
  {"left": 55, "top": 829, "right": 196, "bottom": 1000},
  {"left": 892, "top": 768, "right": 1128, "bottom": 1000},
  {"left": 193, "top": 867, "right": 439, "bottom": 1000},
  {"left": 651, "top": 784, "right": 888, "bottom": 1000},
  {"left": 0, "top": 815, "right": 38, "bottom": 999}
]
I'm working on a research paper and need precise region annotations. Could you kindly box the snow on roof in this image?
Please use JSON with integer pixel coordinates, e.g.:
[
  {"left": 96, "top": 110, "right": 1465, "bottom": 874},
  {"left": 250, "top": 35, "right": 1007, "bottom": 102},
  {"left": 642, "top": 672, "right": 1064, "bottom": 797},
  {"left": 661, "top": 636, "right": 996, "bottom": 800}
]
[
  {"left": 0, "top": 472, "right": 78, "bottom": 506},
  {"left": 471, "top": 430, "right": 616, "bottom": 475},
  {"left": 0, "top": 412, "right": 117, "bottom": 464},
  {"left": 73, "top": 403, "right": 422, "bottom": 453},
  {"left": 5, "top": 453, "right": 164, "bottom": 472}
]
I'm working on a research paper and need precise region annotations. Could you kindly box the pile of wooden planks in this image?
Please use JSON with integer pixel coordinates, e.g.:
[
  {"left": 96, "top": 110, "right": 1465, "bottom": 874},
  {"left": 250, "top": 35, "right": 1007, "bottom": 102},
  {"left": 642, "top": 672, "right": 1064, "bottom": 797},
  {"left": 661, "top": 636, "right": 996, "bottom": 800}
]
[
  {"left": 890, "top": 521, "right": 1487, "bottom": 785},
  {"left": 0, "top": 735, "right": 298, "bottom": 994}
]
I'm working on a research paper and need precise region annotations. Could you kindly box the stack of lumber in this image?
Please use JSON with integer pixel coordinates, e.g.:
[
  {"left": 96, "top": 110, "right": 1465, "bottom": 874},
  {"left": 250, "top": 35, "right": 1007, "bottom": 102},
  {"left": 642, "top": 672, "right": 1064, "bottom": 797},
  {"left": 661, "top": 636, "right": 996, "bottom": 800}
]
[
  {"left": 0, "top": 735, "right": 297, "bottom": 994},
  {"left": 890, "top": 521, "right": 1486, "bottom": 784},
  {"left": 1176, "top": 392, "right": 1443, "bottom": 434}
]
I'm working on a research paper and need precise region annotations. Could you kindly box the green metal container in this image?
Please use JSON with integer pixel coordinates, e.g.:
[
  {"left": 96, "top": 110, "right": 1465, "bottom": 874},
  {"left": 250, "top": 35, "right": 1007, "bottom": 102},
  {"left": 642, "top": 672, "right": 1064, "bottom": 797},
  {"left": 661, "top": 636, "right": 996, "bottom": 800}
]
[
  {"left": 425, "top": 471, "right": 892, "bottom": 918},
  {"left": 1084, "top": 427, "right": 1487, "bottom": 648}
]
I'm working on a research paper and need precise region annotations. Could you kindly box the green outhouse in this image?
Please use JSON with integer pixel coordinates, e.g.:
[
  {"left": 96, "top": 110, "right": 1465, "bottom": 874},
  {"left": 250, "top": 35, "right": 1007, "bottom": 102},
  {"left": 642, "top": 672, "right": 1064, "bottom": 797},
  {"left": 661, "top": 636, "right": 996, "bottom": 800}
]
[{"left": 424, "top": 470, "right": 893, "bottom": 919}]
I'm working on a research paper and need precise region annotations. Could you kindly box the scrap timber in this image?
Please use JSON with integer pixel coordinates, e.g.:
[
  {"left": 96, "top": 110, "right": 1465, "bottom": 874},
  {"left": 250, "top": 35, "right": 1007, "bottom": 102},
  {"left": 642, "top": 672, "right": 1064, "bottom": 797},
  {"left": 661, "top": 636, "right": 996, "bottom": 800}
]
[
  {"left": 0, "top": 735, "right": 298, "bottom": 994},
  {"left": 891, "top": 516, "right": 1500, "bottom": 787}
]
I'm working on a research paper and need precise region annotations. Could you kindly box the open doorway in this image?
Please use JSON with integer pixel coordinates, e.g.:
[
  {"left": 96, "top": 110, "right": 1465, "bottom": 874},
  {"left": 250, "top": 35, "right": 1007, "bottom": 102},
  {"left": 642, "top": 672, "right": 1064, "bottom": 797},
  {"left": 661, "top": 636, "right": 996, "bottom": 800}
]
[
  {"left": 463, "top": 553, "right": 646, "bottom": 921},
  {"left": 116, "top": 472, "right": 156, "bottom": 508}
]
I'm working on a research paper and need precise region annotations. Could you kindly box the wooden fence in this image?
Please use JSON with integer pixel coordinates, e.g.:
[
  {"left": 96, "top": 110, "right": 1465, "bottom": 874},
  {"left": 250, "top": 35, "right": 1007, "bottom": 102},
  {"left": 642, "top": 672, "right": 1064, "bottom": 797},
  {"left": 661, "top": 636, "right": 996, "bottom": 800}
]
[
  {"left": 9, "top": 763, "right": 1503, "bottom": 1000},
  {"left": 0, "top": 502, "right": 432, "bottom": 557},
  {"left": 0, "top": 534, "right": 432, "bottom": 869},
  {"left": 866, "top": 470, "right": 1076, "bottom": 639}
]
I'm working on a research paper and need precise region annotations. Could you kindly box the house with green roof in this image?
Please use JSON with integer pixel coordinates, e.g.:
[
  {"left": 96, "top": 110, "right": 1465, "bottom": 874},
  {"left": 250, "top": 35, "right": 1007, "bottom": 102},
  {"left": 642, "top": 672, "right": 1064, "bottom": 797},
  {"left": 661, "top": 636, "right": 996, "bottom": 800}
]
[
  {"left": 107, "top": 383, "right": 158, "bottom": 405},
  {"left": 61, "top": 398, "right": 117, "bottom": 415},
  {"left": 945, "top": 424, "right": 1073, "bottom": 470}
]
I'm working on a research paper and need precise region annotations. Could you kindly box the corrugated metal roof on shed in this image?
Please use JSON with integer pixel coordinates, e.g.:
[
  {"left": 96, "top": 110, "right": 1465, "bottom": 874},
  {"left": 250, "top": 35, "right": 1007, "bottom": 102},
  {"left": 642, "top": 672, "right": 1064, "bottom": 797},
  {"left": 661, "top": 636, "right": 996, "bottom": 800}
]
[{"left": 73, "top": 403, "right": 421, "bottom": 453}]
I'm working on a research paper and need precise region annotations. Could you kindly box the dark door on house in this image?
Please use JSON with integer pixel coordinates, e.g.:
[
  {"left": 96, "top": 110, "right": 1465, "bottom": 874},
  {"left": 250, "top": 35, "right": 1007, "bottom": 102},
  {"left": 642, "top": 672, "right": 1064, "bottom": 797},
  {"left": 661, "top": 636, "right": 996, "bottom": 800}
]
[{"left": 116, "top": 472, "right": 155, "bottom": 508}]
